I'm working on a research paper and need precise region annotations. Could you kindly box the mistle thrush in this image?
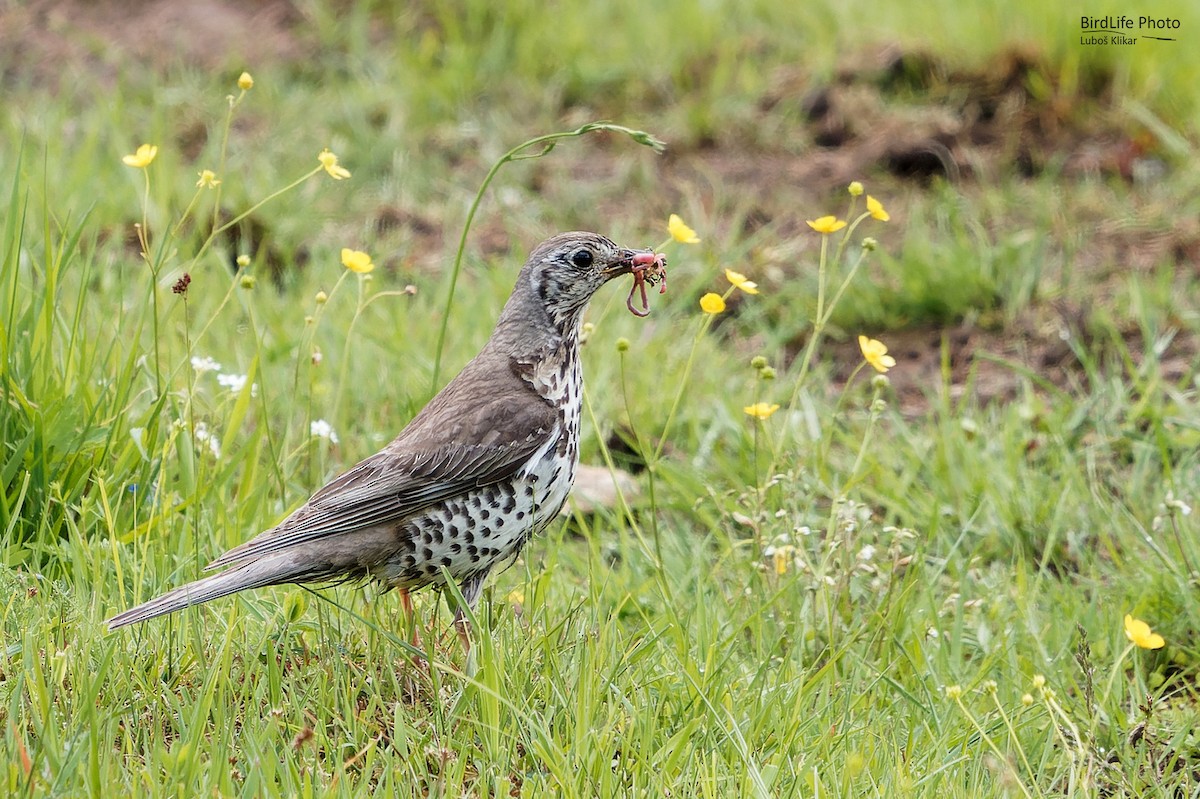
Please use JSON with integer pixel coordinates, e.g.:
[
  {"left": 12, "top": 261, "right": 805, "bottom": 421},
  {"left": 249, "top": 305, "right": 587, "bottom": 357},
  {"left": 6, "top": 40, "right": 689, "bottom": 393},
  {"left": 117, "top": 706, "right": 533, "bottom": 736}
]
[{"left": 107, "top": 232, "right": 664, "bottom": 630}]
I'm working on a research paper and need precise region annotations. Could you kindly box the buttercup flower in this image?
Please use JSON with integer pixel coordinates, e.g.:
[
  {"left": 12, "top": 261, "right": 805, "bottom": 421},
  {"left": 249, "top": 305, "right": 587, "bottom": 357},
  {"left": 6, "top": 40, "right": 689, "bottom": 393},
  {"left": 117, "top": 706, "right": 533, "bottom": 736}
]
[
  {"left": 668, "top": 214, "right": 700, "bottom": 244},
  {"left": 848, "top": 181, "right": 864, "bottom": 197},
  {"left": 318, "top": 149, "right": 351, "bottom": 180},
  {"left": 1124, "top": 614, "right": 1165, "bottom": 650},
  {"left": 725, "top": 269, "right": 759, "bottom": 295},
  {"left": 238, "top": 71, "right": 254, "bottom": 91},
  {"left": 122, "top": 144, "right": 158, "bottom": 168},
  {"left": 867, "top": 195, "right": 890, "bottom": 222},
  {"left": 699, "top": 293, "right": 725, "bottom": 314},
  {"left": 772, "top": 544, "right": 796, "bottom": 575},
  {"left": 858, "top": 335, "right": 896, "bottom": 373},
  {"left": 341, "top": 248, "right": 374, "bottom": 274},
  {"left": 196, "top": 169, "right": 220, "bottom": 188},
  {"left": 806, "top": 216, "right": 846, "bottom": 234},
  {"left": 743, "top": 402, "right": 780, "bottom": 420}
]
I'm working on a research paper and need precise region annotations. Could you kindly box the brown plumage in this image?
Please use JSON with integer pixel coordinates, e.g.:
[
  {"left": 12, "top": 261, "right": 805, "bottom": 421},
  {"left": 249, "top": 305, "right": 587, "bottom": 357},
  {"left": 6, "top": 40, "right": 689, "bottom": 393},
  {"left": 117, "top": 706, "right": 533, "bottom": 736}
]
[{"left": 107, "top": 232, "right": 659, "bottom": 630}]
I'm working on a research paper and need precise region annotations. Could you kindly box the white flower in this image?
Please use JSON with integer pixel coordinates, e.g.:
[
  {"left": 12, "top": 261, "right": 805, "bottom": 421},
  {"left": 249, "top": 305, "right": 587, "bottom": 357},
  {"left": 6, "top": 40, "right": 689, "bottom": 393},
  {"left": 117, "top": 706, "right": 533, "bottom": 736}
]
[
  {"left": 310, "top": 419, "right": 339, "bottom": 444},
  {"left": 194, "top": 422, "right": 221, "bottom": 459},
  {"left": 217, "top": 373, "right": 257, "bottom": 396},
  {"left": 191, "top": 355, "right": 223, "bottom": 373},
  {"left": 1164, "top": 491, "right": 1192, "bottom": 516}
]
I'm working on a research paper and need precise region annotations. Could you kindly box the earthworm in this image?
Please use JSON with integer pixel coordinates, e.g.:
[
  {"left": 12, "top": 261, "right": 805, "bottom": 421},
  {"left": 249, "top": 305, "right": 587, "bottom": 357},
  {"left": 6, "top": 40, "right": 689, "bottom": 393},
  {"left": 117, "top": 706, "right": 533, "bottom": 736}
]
[{"left": 626, "top": 253, "right": 667, "bottom": 317}]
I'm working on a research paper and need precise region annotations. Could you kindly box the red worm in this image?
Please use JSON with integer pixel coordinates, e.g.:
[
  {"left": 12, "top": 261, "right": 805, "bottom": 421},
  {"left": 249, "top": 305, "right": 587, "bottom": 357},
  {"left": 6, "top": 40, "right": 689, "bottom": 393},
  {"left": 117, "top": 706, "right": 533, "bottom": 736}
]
[{"left": 626, "top": 254, "right": 667, "bottom": 317}]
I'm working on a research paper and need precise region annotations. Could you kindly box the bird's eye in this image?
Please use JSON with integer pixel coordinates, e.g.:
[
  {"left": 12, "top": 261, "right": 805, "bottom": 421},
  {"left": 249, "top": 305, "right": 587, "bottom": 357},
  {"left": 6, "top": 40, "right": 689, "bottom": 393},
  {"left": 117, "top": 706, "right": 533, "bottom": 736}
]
[{"left": 570, "top": 249, "right": 593, "bottom": 268}]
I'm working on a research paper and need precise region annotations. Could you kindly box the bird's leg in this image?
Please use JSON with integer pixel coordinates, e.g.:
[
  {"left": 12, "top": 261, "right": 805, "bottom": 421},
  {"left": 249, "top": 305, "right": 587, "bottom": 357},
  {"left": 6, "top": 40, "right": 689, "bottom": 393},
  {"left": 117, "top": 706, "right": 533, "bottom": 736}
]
[
  {"left": 452, "top": 607, "right": 472, "bottom": 654},
  {"left": 397, "top": 588, "right": 423, "bottom": 650}
]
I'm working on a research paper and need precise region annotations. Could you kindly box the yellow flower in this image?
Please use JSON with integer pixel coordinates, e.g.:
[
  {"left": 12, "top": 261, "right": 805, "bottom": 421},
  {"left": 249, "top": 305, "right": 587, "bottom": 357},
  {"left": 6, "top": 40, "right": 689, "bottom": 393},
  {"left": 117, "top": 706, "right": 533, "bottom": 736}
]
[
  {"left": 772, "top": 544, "right": 796, "bottom": 575},
  {"left": 196, "top": 169, "right": 220, "bottom": 188},
  {"left": 725, "top": 269, "right": 759, "bottom": 295},
  {"left": 507, "top": 589, "right": 525, "bottom": 605},
  {"left": 122, "top": 144, "right": 158, "bottom": 168},
  {"left": 744, "top": 402, "right": 780, "bottom": 421},
  {"left": 238, "top": 71, "right": 254, "bottom": 91},
  {"left": 858, "top": 335, "right": 896, "bottom": 373},
  {"left": 699, "top": 293, "right": 725, "bottom": 314},
  {"left": 848, "top": 181, "right": 864, "bottom": 197},
  {"left": 806, "top": 216, "right": 846, "bottom": 234},
  {"left": 318, "top": 149, "right": 351, "bottom": 180},
  {"left": 1124, "top": 614, "right": 1165, "bottom": 650},
  {"left": 668, "top": 214, "right": 700, "bottom": 244},
  {"left": 866, "top": 195, "right": 890, "bottom": 222},
  {"left": 341, "top": 248, "right": 374, "bottom": 274}
]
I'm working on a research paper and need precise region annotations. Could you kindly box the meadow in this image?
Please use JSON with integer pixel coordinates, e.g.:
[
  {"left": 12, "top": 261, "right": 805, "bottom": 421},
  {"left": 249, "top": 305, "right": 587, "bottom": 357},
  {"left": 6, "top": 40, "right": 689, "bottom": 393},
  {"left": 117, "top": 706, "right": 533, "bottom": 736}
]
[{"left": 2, "top": 1, "right": 1199, "bottom": 796}]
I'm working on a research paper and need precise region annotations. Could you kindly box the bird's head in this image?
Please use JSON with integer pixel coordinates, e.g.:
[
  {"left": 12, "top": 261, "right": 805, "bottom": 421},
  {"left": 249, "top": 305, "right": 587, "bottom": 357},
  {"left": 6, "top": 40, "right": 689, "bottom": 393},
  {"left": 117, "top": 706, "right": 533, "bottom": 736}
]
[{"left": 515, "top": 231, "right": 660, "bottom": 331}]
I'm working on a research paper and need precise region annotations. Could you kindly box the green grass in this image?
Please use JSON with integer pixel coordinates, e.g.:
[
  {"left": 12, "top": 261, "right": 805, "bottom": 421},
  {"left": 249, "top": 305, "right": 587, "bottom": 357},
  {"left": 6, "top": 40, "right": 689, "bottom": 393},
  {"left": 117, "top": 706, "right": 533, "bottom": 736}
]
[{"left": 3, "top": 1, "right": 1200, "bottom": 796}]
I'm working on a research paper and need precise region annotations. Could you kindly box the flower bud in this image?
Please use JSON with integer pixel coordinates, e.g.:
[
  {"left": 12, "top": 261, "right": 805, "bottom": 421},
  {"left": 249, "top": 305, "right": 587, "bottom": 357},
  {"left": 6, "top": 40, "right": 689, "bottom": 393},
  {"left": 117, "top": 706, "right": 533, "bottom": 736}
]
[
  {"left": 848, "top": 181, "right": 864, "bottom": 197},
  {"left": 236, "top": 254, "right": 251, "bottom": 268},
  {"left": 315, "top": 291, "right": 328, "bottom": 304},
  {"left": 750, "top": 355, "right": 768, "bottom": 370},
  {"left": 616, "top": 337, "right": 630, "bottom": 352},
  {"left": 759, "top": 366, "right": 776, "bottom": 380},
  {"left": 240, "top": 275, "right": 256, "bottom": 289},
  {"left": 870, "top": 374, "right": 890, "bottom": 391},
  {"left": 861, "top": 237, "right": 878, "bottom": 252}
]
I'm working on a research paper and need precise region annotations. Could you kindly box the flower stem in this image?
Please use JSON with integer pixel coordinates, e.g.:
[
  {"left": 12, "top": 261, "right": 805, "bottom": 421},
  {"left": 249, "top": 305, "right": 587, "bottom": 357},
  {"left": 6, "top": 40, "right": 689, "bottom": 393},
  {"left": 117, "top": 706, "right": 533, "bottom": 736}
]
[{"left": 429, "top": 123, "right": 664, "bottom": 392}]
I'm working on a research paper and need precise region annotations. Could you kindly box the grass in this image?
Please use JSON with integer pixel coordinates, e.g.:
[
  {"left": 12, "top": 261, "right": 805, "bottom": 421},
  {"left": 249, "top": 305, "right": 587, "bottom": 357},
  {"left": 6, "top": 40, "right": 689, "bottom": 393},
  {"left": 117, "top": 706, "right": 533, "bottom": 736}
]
[{"left": 3, "top": 0, "right": 1200, "bottom": 796}]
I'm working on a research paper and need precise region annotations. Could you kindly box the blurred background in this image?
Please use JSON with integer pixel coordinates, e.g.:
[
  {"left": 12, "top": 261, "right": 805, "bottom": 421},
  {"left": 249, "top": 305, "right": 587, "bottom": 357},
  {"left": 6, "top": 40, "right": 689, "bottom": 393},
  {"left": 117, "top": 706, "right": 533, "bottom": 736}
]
[{"left": 3, "top": 0, "right": 1198, "bottom": 412}]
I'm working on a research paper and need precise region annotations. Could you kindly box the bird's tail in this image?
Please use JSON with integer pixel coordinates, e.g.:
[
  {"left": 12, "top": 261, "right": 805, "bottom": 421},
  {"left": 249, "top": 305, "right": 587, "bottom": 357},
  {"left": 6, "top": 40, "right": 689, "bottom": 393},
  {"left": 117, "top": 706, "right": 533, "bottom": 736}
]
[{"left": 106, "top": 554, "right": 302, "bottom": 630}]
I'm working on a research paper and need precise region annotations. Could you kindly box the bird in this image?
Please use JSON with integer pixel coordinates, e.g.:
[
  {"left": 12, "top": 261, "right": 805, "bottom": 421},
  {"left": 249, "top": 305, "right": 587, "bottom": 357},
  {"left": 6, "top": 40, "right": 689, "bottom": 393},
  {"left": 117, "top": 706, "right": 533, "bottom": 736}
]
[{"left": 106, "top": 232, "right": 662, "bottom": 639}]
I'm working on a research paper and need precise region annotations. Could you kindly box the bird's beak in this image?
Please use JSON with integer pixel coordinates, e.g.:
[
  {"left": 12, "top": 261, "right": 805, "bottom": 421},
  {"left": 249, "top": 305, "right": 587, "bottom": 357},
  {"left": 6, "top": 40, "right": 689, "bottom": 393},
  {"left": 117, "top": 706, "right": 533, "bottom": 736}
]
[{"left": 604, "top": 249, "right": 659, "bottom": 279}]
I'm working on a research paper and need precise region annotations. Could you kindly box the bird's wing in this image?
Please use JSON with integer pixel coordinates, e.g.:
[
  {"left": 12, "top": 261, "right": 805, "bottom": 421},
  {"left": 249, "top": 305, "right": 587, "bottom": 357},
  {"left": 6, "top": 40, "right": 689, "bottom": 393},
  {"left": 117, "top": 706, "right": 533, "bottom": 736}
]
[{"left": 207, "top": 390, "right": 556, "bottom": 569}]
